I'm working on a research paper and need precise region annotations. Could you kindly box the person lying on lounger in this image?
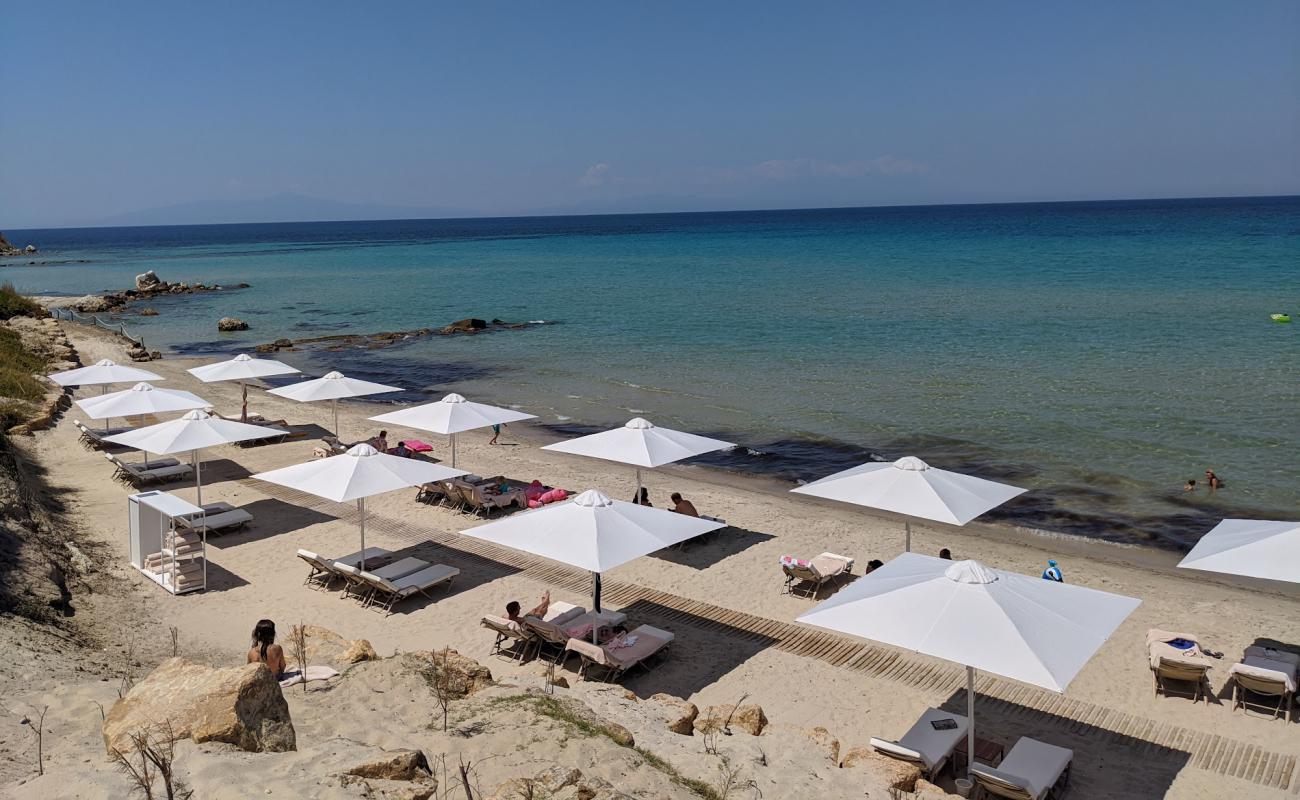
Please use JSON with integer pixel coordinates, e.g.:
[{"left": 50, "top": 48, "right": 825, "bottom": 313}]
[
  {"left": 247, "top": 619, "right": 287, "bottom": 680},
  {"left": 505, "top": 591, "right": 550, "bottom": 631}
]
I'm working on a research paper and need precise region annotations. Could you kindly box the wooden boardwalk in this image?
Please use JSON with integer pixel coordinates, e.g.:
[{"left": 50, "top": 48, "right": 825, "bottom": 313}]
[{"left": 244, "top": 481, "right": 1298, "bottom": 792}]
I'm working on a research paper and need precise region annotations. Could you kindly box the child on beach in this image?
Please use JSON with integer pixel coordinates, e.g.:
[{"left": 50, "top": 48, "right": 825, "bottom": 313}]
[
  {"left": 1042, "top": 559, "right": 1064, "bottom": 582},
  {"left": 489, "top": 423, "right": 505, "bottom": 445},
  {"left": 1184, "top": 479, "right": 1196, "bottom": 492}
]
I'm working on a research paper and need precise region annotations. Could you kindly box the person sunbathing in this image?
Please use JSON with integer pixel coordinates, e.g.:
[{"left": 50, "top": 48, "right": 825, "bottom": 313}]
[
  {"left": 669, "top": 492, "right": 699, "bottom": 517},
  {"left": 505, "top": 591, "right": 550, "bottom": 631},
  {"left": 246, "top": 619, "right": 286, "bottom": 679}
]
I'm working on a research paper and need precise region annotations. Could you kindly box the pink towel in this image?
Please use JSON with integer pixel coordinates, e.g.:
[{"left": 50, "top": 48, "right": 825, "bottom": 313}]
[{"left": 403, "top": 439, "right": 434, "bottom": 453}]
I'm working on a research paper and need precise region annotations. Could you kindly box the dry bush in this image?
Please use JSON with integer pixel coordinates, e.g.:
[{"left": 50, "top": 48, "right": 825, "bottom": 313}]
[
  {"left": 289, "top": 621, "right": 309, "bottom": 693},
  {"left": 109, "top": 723, "right": 192, "bottom": 799}
]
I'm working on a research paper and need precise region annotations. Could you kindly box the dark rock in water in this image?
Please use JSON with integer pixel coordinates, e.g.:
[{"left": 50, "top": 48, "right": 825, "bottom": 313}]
[
  {"left": 138, "top": 308, "right": 159, "bottom": 316},
  {"left": 237, "top": 282, "right": 251, "bottom": 288},
  {"left": 256, "top": 337, "right": 294, "bottom": 353},
  {"left": 217, "top": 317, "right": 249, "bottom": 332},
  {"left": 439, "top": 318, "right": 488, "bottom": 334}
]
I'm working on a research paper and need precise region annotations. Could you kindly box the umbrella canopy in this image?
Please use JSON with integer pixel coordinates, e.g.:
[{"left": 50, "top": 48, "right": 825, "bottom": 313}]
[
  {"left": 1178, "top": 519, "right": 1300, "bottom": 584},
  {"left": 791, "top": 456, "right": 1027, "bottom": 551},
  {"left": 460, "top": 489, "right": 724, "bottom": 615},
  {"left": 48, "top": 359, "right": 162, "bottom": 389},
  {"left": 76, "top": 382, "right": 209, "bottom": 421},
  {"left": 252, "top": 444, "right": 467, "bottom": 570},
  {"left": 370, "top": 393, "right": 536, "bottom": 467},
  {"left": 797, "top": 553, "right": 1139, "bottom": 774},
  {"left": 268, "top": 371, "right": 402, "bottom": 436},
  {"left": 188, "top": 353, "right": 300, "bottom": 422},
  {"left": 106, "top": 409, "right": 289, "bottom": 587},
  {"left": 541, "top": 417, "right": 735, "bottom": 496}
]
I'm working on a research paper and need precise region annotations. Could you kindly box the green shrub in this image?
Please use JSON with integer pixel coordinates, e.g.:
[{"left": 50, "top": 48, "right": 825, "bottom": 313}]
[{"left": 0, "top": 281, "right": 42, "bottom": 321}]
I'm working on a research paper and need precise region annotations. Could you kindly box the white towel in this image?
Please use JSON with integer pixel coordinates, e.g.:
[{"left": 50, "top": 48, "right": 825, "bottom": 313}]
[{"left": 279, "top": 665, "right": 340, "bottom": 688}]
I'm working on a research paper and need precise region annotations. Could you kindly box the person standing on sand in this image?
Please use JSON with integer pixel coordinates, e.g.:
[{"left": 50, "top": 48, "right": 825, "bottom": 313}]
[
  {"left": 247, "top": 619, "right": 286, "bottom": 679},
  {"left": 489, "top": 423, "right": 505, "bottom": 445},
  {"left": 1042, "top": 559, "right": 1064, "bottom": 582}
]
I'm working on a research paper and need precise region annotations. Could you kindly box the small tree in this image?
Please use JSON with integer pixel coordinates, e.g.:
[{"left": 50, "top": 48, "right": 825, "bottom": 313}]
[
  {"left": 424, "top": 647, "right": 466, "bottom": 732},
  {"left": 110, "top": 724, "right": 193, "bottom": 800},
  {"left": 20, "top": 705, "right": 48, "bottom": 776}
]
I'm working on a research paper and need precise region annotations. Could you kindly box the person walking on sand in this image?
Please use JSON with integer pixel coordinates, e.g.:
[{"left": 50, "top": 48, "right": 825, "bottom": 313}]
[
  {"left": 489, "top": 423, "right": 506, "bottom": 445},
  {"left": 1042, "top": 559, "right": 1064, "bottom": 583}
]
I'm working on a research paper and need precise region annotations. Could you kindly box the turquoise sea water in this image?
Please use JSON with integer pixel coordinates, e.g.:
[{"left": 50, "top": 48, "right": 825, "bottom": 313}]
[{"left": 5, "top": 197, "right": 1298, "bottom": 548}]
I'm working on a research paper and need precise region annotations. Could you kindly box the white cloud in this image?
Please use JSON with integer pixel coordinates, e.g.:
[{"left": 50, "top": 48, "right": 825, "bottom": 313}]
[{"left": 579, "top": 163, "right": 611, "bottom": 187}]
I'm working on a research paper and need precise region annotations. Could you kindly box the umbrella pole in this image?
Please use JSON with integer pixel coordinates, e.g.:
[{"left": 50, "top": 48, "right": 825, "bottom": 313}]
[
  {"left": 905, "top": 520, "right": 912, "bottom": 553},
  {"left": 241, "top": 380, "right": 248, "bottom": 422},
  {"left": 635, "top": 468, "right": 642, "bottom": 502},
  {"left": 358, "top": 497, "right": 367, "bottom": 572},
  {"left": 333, "top": 399, "right": 340, "bottom": 438},
  {"left": 450, "top": 432, "right": 457, "bottom": 468},
  {"left": 966, "top": 665, "right": 976, "bottom": 777},
  {"left": 591, "top": 571, "right": 602, "bottom": 643},
  {"left": 196, "top": 449, "right": 207, "bottom": 591}
]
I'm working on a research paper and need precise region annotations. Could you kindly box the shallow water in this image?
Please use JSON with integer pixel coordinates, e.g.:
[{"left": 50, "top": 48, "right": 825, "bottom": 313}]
[{"left": 7, "top": 197, "right": 1298, "bottom": 549}]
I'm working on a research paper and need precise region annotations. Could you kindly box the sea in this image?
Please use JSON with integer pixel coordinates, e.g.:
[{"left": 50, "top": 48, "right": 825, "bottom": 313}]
[{"left": 5, "top": 197, "right": 1298, "bottom": 550}]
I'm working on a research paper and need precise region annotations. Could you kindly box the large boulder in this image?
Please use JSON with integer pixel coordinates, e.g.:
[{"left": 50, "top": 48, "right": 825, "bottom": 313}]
[
  {"left": 217, "top": 317, "right": 249, "bottom": 331},
  {"left": 0, "top": 232, "right": 19, "bottom": 256},
  {"left": 438, "top": 318, "right": 487, "bottom": 334},
  {"left": 647, "top": 693, "right": 698, "bottom": 735},
  {"left": 839, "top": 745, "right": 921, "bottom": 792},
  {"left": 694, "top": 703, "right": 768, "bottom": 736},
  {"left": 346, "top": 749, "right": 432, "bottom": 781},
  {"left": 413, "top": 649, "right": 493, "bottom": 696},
  {"left": 102, "top": 658, "right": 296, "bottom": 755},
  {"left": 914, "top": 778, "right": 961, "bottom": 798},
  {"left": 135, "top": 270, "right": 165, "bottom": 291}
]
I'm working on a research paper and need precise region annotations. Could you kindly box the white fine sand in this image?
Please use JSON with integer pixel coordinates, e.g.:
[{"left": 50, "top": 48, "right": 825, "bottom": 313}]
[{"left": 7, "top": 324, "right": 1300, "bottom": 799}]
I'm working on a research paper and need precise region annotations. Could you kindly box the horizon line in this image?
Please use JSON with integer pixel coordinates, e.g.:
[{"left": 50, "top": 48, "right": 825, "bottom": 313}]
[{"left": 7, "top": 192, "right": 1299, "bottom": 234}]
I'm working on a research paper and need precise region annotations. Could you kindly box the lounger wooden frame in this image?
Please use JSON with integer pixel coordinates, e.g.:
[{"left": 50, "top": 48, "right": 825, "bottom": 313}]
[
  {"left": 1232, "top": 673, "right": 1294, "bottom": 721},
  {"left": 1152, "top": 657, "right": 1211, "bottom": 703}
]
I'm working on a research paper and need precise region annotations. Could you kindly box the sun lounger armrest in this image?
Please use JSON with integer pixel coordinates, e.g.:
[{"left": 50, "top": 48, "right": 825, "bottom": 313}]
[
  {"left": 970, "top": 764, "right": 1035, "bottom": 798},
  {"left": 565, "top": 638, "right": 609, "bottom": 665}
]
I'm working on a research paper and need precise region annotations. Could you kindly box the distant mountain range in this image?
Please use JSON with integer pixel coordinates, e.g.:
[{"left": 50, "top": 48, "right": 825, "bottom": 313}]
[{"left": 91, "top": 193, "right": 478, "bottom": 226}]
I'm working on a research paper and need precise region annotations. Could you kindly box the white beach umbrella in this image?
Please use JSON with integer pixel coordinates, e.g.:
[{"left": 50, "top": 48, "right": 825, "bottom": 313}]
[
  {"left": 541, "top": 418, "right": 735, "bottom": 498},
  {"left": 48, "top": 359, "right": 162, "bottom": 393},
  {"left": 76, "top": 382, "right": 210, "bottom": 432},
  {"left": 797, "top": 553, "right": 1139, "bottom": 775},
  {"left": 267, "top": 371, "right": 402, "bottom": 438},
  {"left": 188, "top": 353, "right": 300, "bottom": 422},
  {"left": 251, "top": 443, "right": 467, "bottom": 571},
  {"left": 369, "top": 393, "right": 537, "bottom": 468},
  {"left": 1177, "top": 519, "right": 1300, "bottom": 584},
  {"left": 792, "top": 456, "right": 1027, "bottom": 552},
  {"left": 460, "top": 489, "right": 724, "bottom": 632},
  {"left": 106, "top": 409, "right": 289, "bottom": 586}
]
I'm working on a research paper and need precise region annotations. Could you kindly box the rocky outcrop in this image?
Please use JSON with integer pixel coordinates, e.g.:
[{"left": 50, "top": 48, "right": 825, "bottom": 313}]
[
  {"left": 413, "top": 648, "right": 494, "bottom": 696},
  {"left": 252, "top": 317, "right": 545, "bottom": 353},
  {"left": 0, "top": 232, "right": 20, "bottom": 257},
  {"left": 488, "top": 766, "right": 629, "bottom": 800},
  {"left": 62, "top": 274, "right": 249, "bottom": 313},
  {"left": 839, "top": 745, "right": 921, "bottom": 792},
  {"left": 102, "top": 657, "right": 296, "bottom": 755},
  {"left": 135, "top": 270, "right": 164, "bottom": 291},
  {"left": 23, "top": 245, "right": 36, "bottom": 254},
  {"left": 217, "top": 317, "right": 249, "bottom": 331},
  {"left": 694, "top": 703, "right": 768, "bottom": 736},
  {"left": 914, "top": 778, "right": 961, "bottom": 798},
  {"left": 346, "top": 749, "right": 432, "bottom": 781},
  {"left": 138, "top": 307, "right": 158, "bottom": 316},
  {"left": 295, "top": 624, "right": 378, "bottom": 670},
  {"left": 648, "top": 693, "right": 698, "bottom": 735}
]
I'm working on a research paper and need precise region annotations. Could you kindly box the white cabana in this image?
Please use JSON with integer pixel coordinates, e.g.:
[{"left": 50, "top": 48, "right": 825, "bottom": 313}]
[
  {"left": 267, "top": 371, "right": 401, "bottom": 437},
  {"left": 460, "top": 488, "right": 724, "bottom": 623},
  {"left": 107, "top": 410, "right": 289, "bottom": 585},
  {"left": 1178, "top": 519, "right": 1300, "bottom": 584},
  {"left": 188, "top": 353, "right": 300, "bottom": 422},
  {"left": 252, "top": 443, "right": 467, "bottom": 571},
  {"left": 792, "top": 456, "right": 1027, "bottom": 551},
  {"left": 541, "top": 417, "right": 734, "bottom": 497},
  {"left": 797, "top": 553, "right": 1139, "bottom": 776},
  {"left": 369, "top": 393, "right": 536, "bottom": 467},
  {"left": 76, "top": 382, "right": 210, "bottom": 432},
  {"left": 48, "top": 358, "right": 163, "bottom": 392}
]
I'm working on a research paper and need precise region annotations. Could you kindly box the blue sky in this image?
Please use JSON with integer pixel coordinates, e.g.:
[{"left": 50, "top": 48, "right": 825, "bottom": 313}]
[{"left": 3, "top": 1, "right": 1297, "bottom": 227}]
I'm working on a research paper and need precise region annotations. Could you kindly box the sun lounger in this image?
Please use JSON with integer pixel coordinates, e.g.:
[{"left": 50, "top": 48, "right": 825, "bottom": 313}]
[
  {"left": 360, "top": 563, "right": 459, "bottom": 614},
  {"left": 330, "top": 547, "right": 393, "bottom": 570},
  {"left": 177, "top": 502, "right": 254, "bottom": 534},
  {"left": 971, "top": 737, "right": 1073, "bottom": 800},
  {"left": 869, "top": 707, "right": 969, "bottom": 780},
  {"left": 781, "top": 552, "right": 854, "bottom": 598},
  {"left": 74, "top": 420, "right": 133, "bottom": 448},
  {"left": 1147, "top": 629, "right": 1213, "bottom": 703},
  {"left": 1230, "top": 646, "right": 1299, "bottom": 721},
  {"left": 565, "top": 624, "right": 674, "bottom": 682},
  {"left": 335, "top": 557, "right": 430, "bottom": 602},
  {"left": 105, "top": 452, "right": 194, "bottom": 486},
  {"left": 481, "top": 615, "right": 537, "bottom": 662},
  {"left": 297, "top": 549, "right": 342, "bottom": 589}
]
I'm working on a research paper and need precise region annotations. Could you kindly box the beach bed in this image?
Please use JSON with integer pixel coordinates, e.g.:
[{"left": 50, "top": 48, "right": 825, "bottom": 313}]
[
  {"left": 780, "top": 552, "right": 854, "bottom": 598},
  {"left": 971, "top": 737, "right": 1073, "bottom": 800},
  {"left": 869, "top": 706, "right": 969, "bottom": 780},
  {"left": 565, "top": 623, "right": 674, "bottom": 682},
  {"left": 177, "top": 502, "right": 254, "bottom": 534},
  {"left": 105, "top": 452, "right": 193, "bottom": 486},
  {"left": 74, "top": 420, "right": 133, "bottom": 449}
]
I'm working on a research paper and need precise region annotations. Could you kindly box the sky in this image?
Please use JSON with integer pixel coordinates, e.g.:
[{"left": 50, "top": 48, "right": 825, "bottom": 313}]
[{"left": 2, "top": 1, "right": 1298, "bottom": 228}]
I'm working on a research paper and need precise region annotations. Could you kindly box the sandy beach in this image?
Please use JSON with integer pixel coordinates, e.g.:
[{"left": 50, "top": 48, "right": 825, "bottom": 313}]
[{"left": 4, "top": 322, "right": 1300, "bottom": 799}]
